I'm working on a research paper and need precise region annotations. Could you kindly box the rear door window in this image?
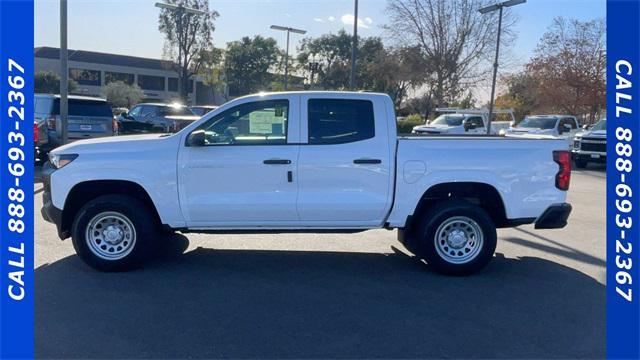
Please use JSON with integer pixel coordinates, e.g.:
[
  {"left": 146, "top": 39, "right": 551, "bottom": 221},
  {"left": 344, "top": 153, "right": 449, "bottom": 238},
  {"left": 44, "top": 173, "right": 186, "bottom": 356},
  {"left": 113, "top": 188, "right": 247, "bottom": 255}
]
[
  {"left": 308, "top": 99, "right": 375, "bottom": 144},
  {"left": 35, "top": 97, "right": 53, "bottom": 116}
]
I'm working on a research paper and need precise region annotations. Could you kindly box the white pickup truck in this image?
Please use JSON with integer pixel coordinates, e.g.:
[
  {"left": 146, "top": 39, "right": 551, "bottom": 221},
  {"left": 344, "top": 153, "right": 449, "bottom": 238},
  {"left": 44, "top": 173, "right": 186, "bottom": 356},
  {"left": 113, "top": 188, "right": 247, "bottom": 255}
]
[
  {"left": 411, "top": 108, "right": 514, "bottom": 135},
  {"left": 42, "top": 92, "right": 572, "bottom": 275}
]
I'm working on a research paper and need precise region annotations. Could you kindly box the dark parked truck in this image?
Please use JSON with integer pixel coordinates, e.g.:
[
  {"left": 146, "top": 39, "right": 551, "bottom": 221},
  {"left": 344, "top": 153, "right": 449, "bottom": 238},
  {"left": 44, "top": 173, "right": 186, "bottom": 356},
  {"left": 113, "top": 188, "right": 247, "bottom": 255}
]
[{"left": 42, "top": 91, "right": 573, "bottom": 275}]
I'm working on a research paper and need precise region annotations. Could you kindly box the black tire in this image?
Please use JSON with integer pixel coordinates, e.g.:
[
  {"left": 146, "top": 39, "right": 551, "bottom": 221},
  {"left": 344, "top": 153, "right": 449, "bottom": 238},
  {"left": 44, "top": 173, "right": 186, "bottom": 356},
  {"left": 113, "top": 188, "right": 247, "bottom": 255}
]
[
  {"left": 574, "top": 159, "right": 588, "bottom": 169},
  {"left": 407, "top": 200, "right": 497, "bottom": 276},
  {"left": 71, "top": 194, "right": 159, "bottom": 271}
]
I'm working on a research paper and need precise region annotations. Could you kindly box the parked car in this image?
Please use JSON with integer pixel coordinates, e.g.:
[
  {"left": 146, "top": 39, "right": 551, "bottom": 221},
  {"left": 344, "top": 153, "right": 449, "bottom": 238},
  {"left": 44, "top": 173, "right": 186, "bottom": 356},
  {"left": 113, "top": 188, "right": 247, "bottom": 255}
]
[
  {"left": 504, "top": 115, "right": 580, "bottom": 149},
  {"left": 412, "top": 108, "right": 514, "bottom": 135},
  {"left": 117, "top": 103, "right": 200, "bottom": 134},
  {"left": 42, "top": 91, "right": 572, "bottom": 275},
  {"left": 189, "top": 105, "right": 218, "bottom": 117},
  {"left": 572, "top": 118, "right": 606, "bottom": 168},
  {"left": 34, "top": 94, "right": 115, "bottom": 160}
]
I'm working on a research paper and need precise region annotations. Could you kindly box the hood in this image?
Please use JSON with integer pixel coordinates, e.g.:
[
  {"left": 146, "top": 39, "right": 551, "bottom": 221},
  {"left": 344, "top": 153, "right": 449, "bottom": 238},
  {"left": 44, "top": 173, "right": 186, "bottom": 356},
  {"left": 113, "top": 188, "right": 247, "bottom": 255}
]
[
  {"left": 413, "top": 124, "right": 463, "bottom": 133},
  {"left": 507, "top": 127, "right": 555, "bottom": 136},
  {"left": 166, "top": 115, "right": 201, "bottom": 121},
  {"left": 51, "top": 134, "right": 170, "bottom": 154},
  {"left": 577, "top": 129, "right": 606, "bottom": 138}
]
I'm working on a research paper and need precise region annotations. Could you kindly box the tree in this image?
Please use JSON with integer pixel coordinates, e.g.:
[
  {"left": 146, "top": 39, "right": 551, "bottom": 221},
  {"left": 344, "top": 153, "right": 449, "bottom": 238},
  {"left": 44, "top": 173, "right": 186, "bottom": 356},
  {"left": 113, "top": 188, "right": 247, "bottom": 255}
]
[
  {"left": 297, "top": 30, "right": 354, "bottom": 90},
  {"left": 102, "top": 81, "right": 144, "bottom": 108},
  {"left": 385, "top": 0, "right": 515, "bottom": 106},
  {"left": 158, "top": 0, "right": 219, "bottom": 101},
  {"left": 224, "top": 35, "right": 282, "bottom": 96},
  {"left": 34, "top": 71, "right": 77, "bottom": 94},
  {"left": 197, "top": 47, "right": 226, "bottom": 101},
  {"left": 494, "top": 73, "right": 540, "bottom": 121},
  {"left": 297, "top": 31, "right": 428, "bottom": 106},
  {"left": 525, "top": 17, "right": 606, "bottom": 122}
]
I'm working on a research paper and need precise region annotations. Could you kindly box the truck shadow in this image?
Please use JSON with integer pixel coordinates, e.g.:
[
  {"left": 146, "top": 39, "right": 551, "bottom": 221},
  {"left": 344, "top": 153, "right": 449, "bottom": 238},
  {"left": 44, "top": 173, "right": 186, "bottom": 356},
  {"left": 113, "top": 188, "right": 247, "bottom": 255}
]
[{"left": 35, "top": 234, "right": 604, "bottom": 359}]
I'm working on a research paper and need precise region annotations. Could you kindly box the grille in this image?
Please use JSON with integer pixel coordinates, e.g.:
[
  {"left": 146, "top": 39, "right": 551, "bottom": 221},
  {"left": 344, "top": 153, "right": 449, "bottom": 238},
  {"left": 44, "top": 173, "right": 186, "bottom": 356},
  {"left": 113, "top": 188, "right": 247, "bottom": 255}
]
[{"left": 580, "top": 138, "right": 606, "bottom": 152}]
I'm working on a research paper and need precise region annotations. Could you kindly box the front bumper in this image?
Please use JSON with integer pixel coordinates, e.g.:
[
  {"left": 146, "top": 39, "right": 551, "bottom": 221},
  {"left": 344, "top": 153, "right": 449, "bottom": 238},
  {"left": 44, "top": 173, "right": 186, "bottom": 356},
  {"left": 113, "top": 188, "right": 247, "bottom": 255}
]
[
  {"left": 535, "top": 203, "right": 572, "bottom": 229},
  {"left": 572, "top": 150, "right": 606, "bottom": 163},
  {"left": 40, "top": 162, "right": 68, "bottom": 239}
]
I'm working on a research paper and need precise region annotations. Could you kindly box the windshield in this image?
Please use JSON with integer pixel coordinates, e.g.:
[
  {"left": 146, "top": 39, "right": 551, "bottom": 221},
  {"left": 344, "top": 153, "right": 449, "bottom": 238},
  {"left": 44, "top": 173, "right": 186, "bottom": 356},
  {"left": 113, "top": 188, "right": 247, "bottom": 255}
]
[
  {"left": 516, "top": 117, "right": 558, "bottom": 129},
  {"left": 592, "top": 119, "right": 606, "bottom": 131},
  {"left": 431, "top": 114, "right": 465, "bottom": 126}
]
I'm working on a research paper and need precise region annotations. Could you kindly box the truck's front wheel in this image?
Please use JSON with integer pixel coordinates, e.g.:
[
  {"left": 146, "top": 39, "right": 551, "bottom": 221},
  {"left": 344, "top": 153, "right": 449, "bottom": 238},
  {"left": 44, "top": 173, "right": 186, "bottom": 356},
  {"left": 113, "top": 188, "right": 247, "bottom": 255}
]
[
  {"left": 71, "top": 195, "right": 159, "bottom": 271},
  {"left": 411, "top": 200, "right": 497, "bottom": 276}
]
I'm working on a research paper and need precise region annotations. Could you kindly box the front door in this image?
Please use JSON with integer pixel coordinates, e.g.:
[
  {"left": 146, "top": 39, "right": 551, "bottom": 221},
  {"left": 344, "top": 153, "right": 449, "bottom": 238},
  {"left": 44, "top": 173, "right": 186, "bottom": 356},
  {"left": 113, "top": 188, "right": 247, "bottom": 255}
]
[
  {"left": 178, "top": 97, "right": 300, "bottom": 227},
  {"left": 296, "top": 95, "right": 393, "bottom": 226}
]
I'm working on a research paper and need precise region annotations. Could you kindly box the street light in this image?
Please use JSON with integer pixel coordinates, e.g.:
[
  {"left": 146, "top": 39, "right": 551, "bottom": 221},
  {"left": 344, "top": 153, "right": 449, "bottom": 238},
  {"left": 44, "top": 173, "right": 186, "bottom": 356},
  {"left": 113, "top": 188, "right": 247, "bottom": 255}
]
[
  {"left": 479, "top": 0, "right": 526, "bottom": 135},
  {"left": 350, "top": 0, "right": 359, "bottom": 90},
  {"left": 155, "top": 1, "right": 207, "bottom": 15},
  {"left": 270, "top": 25, "right": 307, "bottom": 91}
]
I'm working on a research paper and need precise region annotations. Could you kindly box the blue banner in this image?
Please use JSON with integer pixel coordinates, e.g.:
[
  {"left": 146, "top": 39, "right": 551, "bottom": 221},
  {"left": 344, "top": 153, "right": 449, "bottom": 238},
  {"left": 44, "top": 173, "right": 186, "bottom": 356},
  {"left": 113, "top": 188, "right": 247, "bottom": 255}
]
[
  {"left": 0, "top": 0, "right": 35, "bottom": 358},
  {"left": 607, "top": 0, "right": 640, "bottom": 359}
]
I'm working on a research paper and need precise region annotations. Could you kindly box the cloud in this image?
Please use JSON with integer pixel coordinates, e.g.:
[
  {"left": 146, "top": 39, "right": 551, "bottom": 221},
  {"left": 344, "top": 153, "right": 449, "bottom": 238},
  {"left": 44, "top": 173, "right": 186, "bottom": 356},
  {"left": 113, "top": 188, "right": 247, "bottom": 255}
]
[
  {"left": 328, "top": 16, "right": 336, "bottom": 22},
  {"left": 340, "top": 14, "right": 371, "bottom": 29},
  {"left": 284, "top": 13, "right": 292, "bottom": 18},
  {"left": 313, "top": 17, "right": 325, "bottom": 23}
]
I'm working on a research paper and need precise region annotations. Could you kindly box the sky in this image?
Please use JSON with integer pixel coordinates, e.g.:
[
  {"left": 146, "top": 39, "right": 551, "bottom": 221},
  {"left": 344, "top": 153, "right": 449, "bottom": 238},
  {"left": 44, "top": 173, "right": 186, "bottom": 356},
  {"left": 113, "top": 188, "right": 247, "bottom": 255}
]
[{"left": 34, "top": 0, "right": 605, "bottom": 100}]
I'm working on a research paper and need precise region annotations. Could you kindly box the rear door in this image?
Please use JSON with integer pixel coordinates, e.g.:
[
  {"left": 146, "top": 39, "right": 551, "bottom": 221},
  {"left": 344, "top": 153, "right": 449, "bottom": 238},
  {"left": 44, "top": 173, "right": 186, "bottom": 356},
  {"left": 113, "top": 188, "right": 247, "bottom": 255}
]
[{"left": 297, "top": 95, "right": 393, "bottom": 226}]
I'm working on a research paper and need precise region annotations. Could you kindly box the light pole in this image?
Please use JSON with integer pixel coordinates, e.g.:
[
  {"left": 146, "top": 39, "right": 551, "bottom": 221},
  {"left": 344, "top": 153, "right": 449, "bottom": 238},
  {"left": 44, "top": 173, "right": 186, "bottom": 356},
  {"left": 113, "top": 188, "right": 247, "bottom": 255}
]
[
  {"left": 155, "top": 2, "right": 207, "bottom": 103},
  {"left": 479, "top": 0, "right": 525, "bottom": 135},
  {"left": 270, "top": 25, "right": 306, "bottom": 91},
  {"left": 60, "top": 0, "right": 68, "bottom": 145},
  {"left": 349, "top": 0, "right": 359, "bottom": 90}
]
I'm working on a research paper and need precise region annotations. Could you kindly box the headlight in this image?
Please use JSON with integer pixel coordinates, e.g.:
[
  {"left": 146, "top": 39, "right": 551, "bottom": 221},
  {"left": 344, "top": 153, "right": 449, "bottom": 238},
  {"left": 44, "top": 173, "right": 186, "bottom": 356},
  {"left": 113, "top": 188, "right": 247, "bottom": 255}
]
[
  {"left": 498, "top": 129, "right": 506, "bottom": 136},
  {"left": 49, "top": 153, "right": 78, "bottom": 169}
]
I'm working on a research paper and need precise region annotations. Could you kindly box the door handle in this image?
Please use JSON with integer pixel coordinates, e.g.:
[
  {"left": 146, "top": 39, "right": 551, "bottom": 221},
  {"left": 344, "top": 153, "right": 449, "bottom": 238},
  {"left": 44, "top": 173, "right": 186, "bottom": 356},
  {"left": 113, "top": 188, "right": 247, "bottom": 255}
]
[
  {"left": 263, "top": 159, "right": 291, "bottom": 165},
  {"left": 353, "top": 158, "right": 382, "bottom": 164}
]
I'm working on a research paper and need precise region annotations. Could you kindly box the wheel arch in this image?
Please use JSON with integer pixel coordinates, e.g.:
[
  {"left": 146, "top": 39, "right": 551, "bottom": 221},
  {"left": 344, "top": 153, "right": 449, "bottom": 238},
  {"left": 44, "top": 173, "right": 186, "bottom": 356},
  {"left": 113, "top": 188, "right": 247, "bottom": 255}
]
[
  {"left": 409, "top": 181, "right": 509, "bottom": 229},
  {"left": 60, "top": 180, "right": 162, "bottom": 239}
]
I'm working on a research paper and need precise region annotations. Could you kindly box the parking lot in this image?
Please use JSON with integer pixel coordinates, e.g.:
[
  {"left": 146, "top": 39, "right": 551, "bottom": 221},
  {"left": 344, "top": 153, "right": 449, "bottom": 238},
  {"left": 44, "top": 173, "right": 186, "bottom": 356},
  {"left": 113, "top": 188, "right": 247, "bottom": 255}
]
[{"left": 34, "top": 164, "right": 605, "bottom": 359}]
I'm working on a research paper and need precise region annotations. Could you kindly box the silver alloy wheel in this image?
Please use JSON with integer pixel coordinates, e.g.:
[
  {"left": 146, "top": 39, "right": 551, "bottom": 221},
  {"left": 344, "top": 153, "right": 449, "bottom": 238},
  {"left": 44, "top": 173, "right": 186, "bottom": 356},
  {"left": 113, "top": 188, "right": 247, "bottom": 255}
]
[
  {"left": 434, "top": 216, "right": 484, "bottom": 264},
  {"left": 85, "top": 211, "right": 136, "bottom": 260}
]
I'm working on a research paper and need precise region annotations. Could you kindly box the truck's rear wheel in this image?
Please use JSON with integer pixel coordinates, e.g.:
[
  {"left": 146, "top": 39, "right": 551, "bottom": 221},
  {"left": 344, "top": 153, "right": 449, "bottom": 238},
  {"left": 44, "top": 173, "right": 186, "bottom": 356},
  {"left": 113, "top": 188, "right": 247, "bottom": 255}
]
[
  {"left": 71, "top": 194, "right": 159, "bottom": 271},
  {"left": 409, "top": 200, "right": 497, "bottom": 276}
]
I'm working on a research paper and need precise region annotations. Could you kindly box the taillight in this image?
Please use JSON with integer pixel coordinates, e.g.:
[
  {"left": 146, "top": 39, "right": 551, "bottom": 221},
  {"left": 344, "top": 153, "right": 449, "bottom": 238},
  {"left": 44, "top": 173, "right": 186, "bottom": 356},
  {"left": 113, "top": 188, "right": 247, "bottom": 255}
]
[
  {"left": 34, "top": 122, "right": 39, "bottom": 143},
  {"left": 112, "top": 116, "right": 119, "bottom": 134},
  {"left": 46, "top": 116, "right": 56, "bottom": 130},
  {"left": 553, "top": 150, "right": 571, "bottom": 191}
]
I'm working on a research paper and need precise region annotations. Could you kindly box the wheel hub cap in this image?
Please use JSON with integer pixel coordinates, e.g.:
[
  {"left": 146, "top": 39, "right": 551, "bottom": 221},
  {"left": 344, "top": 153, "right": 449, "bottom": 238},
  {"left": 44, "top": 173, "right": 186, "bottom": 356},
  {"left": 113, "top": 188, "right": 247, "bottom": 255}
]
[
  {"left": 104, "top": 225, "right": 124, "bottom": 244},
  {"left": 86, "top": 212, "right": 137, "bottom": 261},
  {"left": 447, "top": 230, "right": 467, "bottom": 249},
  {"left": 434, "top": 216, "right": 484, "bottom": 265}
]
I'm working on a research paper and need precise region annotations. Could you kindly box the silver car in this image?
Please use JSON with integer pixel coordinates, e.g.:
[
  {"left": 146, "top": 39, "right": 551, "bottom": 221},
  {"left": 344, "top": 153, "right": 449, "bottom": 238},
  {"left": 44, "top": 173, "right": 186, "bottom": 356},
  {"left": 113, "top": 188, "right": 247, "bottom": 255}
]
[{"left": 35, "top": 94, "right": 115, "bottom": 159}]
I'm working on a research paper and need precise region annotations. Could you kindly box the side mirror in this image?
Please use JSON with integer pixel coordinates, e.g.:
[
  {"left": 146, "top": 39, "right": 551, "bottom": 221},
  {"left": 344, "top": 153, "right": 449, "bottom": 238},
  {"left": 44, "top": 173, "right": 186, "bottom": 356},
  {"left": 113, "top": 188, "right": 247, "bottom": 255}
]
[
  {"left": 582, "top": 124, "right": 589, "bottom": 130},
  {"left": 187, "top": 129, "right": 206, "bottom": 147}
]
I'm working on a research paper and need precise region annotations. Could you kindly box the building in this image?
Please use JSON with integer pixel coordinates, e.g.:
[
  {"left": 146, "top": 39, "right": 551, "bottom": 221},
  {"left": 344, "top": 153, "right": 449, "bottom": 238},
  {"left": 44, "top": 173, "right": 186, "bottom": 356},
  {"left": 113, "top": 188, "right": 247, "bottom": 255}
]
[{"left": 34, "top": 47, "right": 224, "bottom": 105}]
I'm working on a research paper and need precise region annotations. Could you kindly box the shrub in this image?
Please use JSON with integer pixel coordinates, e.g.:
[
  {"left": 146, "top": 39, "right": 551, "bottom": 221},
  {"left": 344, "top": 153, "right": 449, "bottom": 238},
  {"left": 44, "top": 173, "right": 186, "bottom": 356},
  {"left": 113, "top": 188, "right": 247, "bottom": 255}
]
[{"left": 397, "top": 113, "right": 425, "bottom": 134}]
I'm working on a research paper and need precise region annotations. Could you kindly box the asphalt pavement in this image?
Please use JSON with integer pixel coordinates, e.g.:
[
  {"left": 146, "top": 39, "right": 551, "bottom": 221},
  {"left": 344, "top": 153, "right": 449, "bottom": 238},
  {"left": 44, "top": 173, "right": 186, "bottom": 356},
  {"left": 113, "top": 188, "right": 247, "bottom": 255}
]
[{"left": 34, "top": 164, "right": 606, "bottom": 359}]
